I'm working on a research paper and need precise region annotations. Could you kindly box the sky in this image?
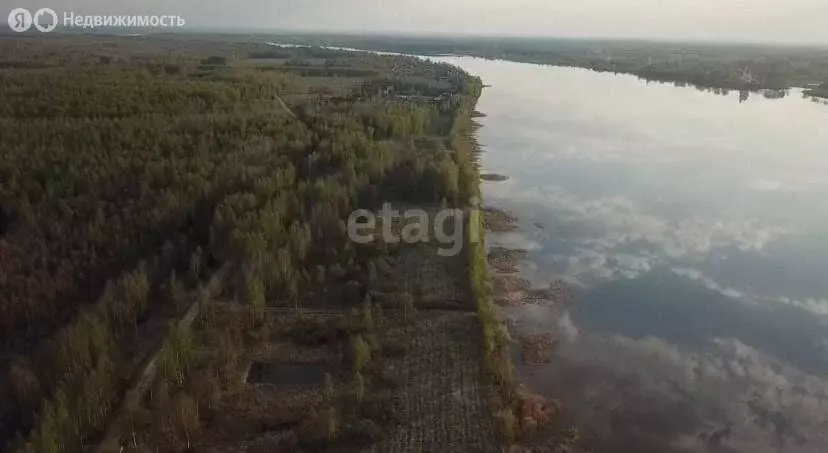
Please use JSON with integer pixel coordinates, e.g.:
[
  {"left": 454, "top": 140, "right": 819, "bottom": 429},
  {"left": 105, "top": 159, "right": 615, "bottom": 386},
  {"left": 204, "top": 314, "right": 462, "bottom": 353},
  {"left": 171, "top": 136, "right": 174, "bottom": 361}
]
[{"left": 16, "top": 0, "right": 828, "bottom": 44}]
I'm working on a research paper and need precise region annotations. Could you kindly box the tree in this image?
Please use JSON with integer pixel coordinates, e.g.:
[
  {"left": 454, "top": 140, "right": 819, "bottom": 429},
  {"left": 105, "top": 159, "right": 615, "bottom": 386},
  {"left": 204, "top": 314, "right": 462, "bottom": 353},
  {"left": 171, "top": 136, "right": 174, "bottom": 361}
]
[
  {"left": 208, "top": 373, "right": 222, "bottom": 409},
  {"left": 322, "top": 373, "right": 335, "bottom": 402},
  {"left": 288, "top": 221, "right": 312, "bottom": 263},
  {"left": 189, "top": 246, "right": 204, "bottom": 281},
  {"left": 287, "top": 278, "right": 300, "bottom": 311},
  {"left": 173, "top": 393, "right": 199, "bottom": 449},
  {"left": 313, "top": 265, "right": 326, "bottom": 285},
  {"left": 361, "top": 297, "right": 374, "bottom": 332},
  {"left": 373, "top": 303, "right": 384, "bottom": 330},
  {"left": 351, "top": 335, "right": 372, "bottom": 372},
  {"left": 34, "top": 401, "right": 61, "bottom": 453},
  {"left": 217, "top": 334, "right": 242, "bottom": 391},
  {"left": 160, "top": 324, "right": 194, "bottom": 387},
  {"left": 398, "top": 292, "right": 416, "bottom": 323},
  {"left": 166, "top": 271, "right": 185, "bottom": 314},
  {"left": 8, "top": 357, "right": 42, "bottom": 414},
  {"left": 275, "top": 247, "right": 293, "bottom": 290},
  {"left": 352, "top": 370, "right": 365, "bottom": 404},
  {"left": 247, "top": 276, "right": 266, "bottom": 325},
  {"left": 124, "top": 394, "right": 141, "bottom": 448},
  {"left": 495, "top": 408, "right": 517, "bottom": 443},
  {"left": 197, "top": 283, "right": 211, "bottom": 328},
  {"left": 323, "top": 407, "right": 338, "bottom": 441},
  {"left": 106, "top": 266, "right": 150, "bottom": 334},
  {"left": 123, "top": 266, "right": 150, "bottom": 320}
]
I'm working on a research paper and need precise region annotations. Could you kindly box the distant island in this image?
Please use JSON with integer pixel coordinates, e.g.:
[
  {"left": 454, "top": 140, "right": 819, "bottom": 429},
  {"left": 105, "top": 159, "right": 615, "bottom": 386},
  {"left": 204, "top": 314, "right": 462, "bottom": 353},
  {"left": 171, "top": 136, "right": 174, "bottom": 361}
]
[{"left": 481, "top": 173, "right": 510, "bottom": 182}]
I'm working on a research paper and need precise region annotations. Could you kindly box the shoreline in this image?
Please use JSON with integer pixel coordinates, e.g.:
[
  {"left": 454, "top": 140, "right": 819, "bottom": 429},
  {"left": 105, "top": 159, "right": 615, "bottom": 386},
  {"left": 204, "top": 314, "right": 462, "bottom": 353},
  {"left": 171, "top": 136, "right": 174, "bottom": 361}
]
[
  {"left": 263, "top": 39, "right": 828, "bottom": 95},
  {"left": 458, "top": 83, "right": 580, "bottom": 449},
  {"left": 450, "top": 81, "right": 520, "bottom": 442}
]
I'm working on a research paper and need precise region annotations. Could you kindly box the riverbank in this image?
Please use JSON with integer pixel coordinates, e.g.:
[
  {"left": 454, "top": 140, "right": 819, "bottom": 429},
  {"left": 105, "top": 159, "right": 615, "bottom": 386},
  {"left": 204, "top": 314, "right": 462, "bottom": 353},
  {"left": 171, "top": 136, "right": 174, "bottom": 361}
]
[
  {"left": 453, "top": 81, "right": 586, "bottom": 449},
  {"left": 263, "top": 34, "right": 828, "bottom": 93}
]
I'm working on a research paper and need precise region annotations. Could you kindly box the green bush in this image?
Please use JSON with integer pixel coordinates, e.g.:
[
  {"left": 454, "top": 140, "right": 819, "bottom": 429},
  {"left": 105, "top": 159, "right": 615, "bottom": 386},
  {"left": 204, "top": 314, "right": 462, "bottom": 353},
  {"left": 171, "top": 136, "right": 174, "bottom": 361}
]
[
  {"left": 495, "top": 409, "right": 517, "bottom": 443},
  {"left": 351, "top": 335, "right": 372, "bottom": 372}
]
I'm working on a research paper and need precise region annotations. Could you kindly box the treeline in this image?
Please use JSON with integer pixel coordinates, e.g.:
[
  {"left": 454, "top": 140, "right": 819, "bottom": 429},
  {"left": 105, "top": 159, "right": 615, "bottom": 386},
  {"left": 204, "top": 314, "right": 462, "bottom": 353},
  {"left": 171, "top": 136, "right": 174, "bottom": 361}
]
[
  {"left": 271, "top": 33, "right": 828, "bottom": 92},
  {"left": 262, "top": 65, "right": 380, "bottom": 78},
  {"left": 0, "top": 67, "right": 299, "bottom": 118},
  {"left": 805, "top": 82, "right": 828, "bottom": 99},
  {"left": 0, "top": 35, "right": 483, "bottom": 451},
  {"left": 450, "top": 70, "right": 557, "bottom": 445}
]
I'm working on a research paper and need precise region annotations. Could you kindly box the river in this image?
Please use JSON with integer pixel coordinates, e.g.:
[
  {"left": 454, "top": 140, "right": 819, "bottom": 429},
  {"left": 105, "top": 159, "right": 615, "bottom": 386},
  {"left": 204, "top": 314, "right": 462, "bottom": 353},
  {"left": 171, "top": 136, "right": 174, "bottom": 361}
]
[{"left": 432, "top": 56, "right": 828, "bottom": 453}]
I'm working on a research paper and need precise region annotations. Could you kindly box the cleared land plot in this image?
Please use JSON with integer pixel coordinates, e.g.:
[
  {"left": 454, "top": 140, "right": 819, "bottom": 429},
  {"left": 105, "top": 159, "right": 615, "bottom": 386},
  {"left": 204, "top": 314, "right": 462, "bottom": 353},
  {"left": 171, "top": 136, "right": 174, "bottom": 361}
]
[
  {"left": 370, "top": 310, "right": 499, "bottom": 453},
  {"left": 396, "top": 243, "right": 471, "bottom": 309},
  {"left": 113, "top": 237, "right": 497, "bottom": 451},
  {"left": 120, "top": 304, "right": 345, "bottom": 452}
]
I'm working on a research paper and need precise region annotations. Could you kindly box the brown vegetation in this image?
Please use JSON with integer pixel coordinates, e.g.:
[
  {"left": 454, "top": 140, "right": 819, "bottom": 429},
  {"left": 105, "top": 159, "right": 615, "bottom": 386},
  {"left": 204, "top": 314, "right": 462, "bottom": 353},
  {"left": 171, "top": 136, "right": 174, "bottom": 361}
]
[
  {"left": 520, "top": 333, "right": 558, "bottom": 365},
  {"left": 488, "top": 247, "right": 528, "bottom": 273},
  {"left": 484, "top": 207, "right": 519, "bottom": 232}
]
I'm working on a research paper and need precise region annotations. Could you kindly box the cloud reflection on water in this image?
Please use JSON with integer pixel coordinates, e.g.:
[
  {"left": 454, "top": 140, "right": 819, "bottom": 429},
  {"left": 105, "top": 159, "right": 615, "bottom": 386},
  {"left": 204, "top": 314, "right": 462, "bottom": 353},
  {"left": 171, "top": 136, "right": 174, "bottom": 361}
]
[{"left": 460, "top": 57, "right": 828, "bottom": 451}]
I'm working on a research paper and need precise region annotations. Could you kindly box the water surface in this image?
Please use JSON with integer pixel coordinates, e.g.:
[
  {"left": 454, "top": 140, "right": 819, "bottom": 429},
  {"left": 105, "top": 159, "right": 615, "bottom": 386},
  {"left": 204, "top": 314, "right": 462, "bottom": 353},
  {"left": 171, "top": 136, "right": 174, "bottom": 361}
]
[
  {"left": 247, "top": 362, "right": 329, "bottom": 387},
  {"left": 435, "top": 56, "right": 828, "bottom": 453}
]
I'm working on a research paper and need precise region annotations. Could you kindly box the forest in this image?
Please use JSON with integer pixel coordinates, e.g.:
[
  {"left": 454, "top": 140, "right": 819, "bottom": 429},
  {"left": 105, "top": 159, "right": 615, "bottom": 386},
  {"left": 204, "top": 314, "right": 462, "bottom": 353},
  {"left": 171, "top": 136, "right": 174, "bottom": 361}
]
[
  {"left": 267, "top": 33, "right": 828, "bottom": 93},
  {"left": 0, "top": 34, "right": 511, "bottom": 452}
]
